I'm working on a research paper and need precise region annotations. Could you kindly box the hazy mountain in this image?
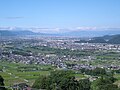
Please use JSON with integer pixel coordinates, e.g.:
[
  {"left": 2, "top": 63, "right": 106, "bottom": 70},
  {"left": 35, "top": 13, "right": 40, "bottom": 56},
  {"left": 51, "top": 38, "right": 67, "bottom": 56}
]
[
  {"left": 107, "top": 35, "right": 120, "bottom": 44},
  {"left": 0, "top": 30, "right": 16, "bottom": 36},
  {"left": 0, "top": 30, "right": 62, "bottom": 37},
  {"left": 75, "top": 34, "right": 120, "bottom": 44},
  {"left": 0, "top": 28, "right": 120, "bottom": 37},
  {"left": 0, "top": 30, "right": 37, "bottom": 36},
  {"left": 64, "top": 30, "right": 120, "bottom": 37}
]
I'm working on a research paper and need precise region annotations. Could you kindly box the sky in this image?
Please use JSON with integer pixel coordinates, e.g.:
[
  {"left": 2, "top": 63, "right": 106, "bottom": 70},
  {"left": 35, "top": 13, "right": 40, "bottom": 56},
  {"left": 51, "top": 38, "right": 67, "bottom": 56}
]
[{"left": 0, "top": 0, "right": 120, "bottom": 33}]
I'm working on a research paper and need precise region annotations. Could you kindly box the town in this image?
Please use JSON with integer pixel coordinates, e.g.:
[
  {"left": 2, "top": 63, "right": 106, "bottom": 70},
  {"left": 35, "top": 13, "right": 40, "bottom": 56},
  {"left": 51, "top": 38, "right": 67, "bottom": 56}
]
[{"left": 0, "top": 36, "right": 120, "bottom": 71}]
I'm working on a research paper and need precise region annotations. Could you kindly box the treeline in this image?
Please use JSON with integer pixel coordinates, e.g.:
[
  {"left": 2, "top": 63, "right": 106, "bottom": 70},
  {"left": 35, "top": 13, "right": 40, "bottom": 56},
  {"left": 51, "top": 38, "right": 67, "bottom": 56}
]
[
  {"left": 12, "top": 50, "right": 31, "bottom": 56},
  {"left": 17, "top": 66, "right": 39, "bottom": 72},
  {"left": 17, "top": 66, "right": 53, "bottom": 72},
  {"left": 79, "top": 67, "right": 120, "bottom": 76},
  {"left": 79, "top": 67, "right": 110, "bottom": 76},
  {"left": 1, "top": 50, "right": 31, "bottom": 56}
]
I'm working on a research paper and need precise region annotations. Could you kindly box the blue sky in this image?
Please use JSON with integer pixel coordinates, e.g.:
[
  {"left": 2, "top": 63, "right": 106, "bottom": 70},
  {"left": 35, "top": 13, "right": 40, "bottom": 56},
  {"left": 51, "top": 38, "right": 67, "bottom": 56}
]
[{"left": 0, "top": 0, "right": 120, "bottom": 33}]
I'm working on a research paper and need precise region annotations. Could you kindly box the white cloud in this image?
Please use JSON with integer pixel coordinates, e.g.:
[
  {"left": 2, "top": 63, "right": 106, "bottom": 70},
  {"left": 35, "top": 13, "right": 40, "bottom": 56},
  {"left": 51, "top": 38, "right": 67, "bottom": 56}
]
[
  {"left": 0, "top": 26, "right": 120, "bottom": 33},
  {"left": 4, "top": 17, "right": 24, "bottom": 20},
  {"left": 76, "top": 27, "right": 97, "bottom": 30},
  {"left": 29, "top": 27, "right": 61, "bottom": 33}
]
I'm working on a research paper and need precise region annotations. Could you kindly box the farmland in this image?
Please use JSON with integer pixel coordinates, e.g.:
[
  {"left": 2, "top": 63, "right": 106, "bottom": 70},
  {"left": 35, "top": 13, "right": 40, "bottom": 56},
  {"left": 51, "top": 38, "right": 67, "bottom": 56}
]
[
  {"left": 0, "top": 61, "right": 86, "bottom": 87},
  {"left": 0, "top": 61, "right": 50, "bottom": 86}
]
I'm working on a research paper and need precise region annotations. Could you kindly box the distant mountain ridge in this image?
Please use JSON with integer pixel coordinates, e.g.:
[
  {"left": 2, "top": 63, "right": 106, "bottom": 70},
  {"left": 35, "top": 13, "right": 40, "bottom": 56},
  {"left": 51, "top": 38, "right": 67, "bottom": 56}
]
[
  {"left": 0, "top": 30, "right": 62, "bottom": 36},
  {"left": 64, "top": 30, "right": 120, "bottom": 37},
  {"left": 0, "top": 30, "right": 37, "bottom": 36},
  {"left": 75, "top": 34, "right": 120, "bottom": 44},
  {"left": 1, "top": 28, "right": 120, "bottom": 37}
]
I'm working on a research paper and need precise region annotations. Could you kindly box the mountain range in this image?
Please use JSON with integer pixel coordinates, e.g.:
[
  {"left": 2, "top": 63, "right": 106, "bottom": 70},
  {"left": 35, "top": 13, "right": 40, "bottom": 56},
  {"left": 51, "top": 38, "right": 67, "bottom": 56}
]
[
  {"left": 0, "top": 29, "right": 120, "bottom": 37},
  {"left": 1, "top": 30, "right": 120, "bottom": 44},
  {"left": 63, "top": 29, "right": 120, "bottom": 37},
  {"left": 0, "top": 30, "right": 62, "bottom": 36},
  {"left": 75, "top": 34, "right": 120, "bottom": 44},
  {"left": 0, "top": 30, "right": 37, "bottom": 36}
]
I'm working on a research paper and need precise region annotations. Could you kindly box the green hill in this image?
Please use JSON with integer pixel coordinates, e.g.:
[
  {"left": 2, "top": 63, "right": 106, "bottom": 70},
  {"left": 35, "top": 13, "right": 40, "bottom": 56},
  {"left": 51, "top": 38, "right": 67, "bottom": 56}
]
[{"left": 75, "top": 34, "right": 120, "bottom": 44}]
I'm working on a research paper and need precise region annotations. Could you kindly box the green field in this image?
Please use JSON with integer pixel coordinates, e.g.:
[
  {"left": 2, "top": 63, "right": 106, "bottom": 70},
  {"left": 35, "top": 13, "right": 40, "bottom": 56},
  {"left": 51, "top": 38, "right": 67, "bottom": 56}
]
[
  {"left": 0, "top": 61, "right": 51, "bottom": 86},
  {"left": 0, "top": 61, "right": 85, "bottom": 87}
]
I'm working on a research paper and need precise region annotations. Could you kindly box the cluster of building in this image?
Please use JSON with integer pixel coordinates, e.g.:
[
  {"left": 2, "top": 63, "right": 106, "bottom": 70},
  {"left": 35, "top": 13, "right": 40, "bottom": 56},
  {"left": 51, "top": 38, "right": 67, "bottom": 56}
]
[
  {"left": 0, "top": 37, "right": 120, "bottom": 71},
  {"left": 31, "top": 37, "right": 120, "bottom": 51}
]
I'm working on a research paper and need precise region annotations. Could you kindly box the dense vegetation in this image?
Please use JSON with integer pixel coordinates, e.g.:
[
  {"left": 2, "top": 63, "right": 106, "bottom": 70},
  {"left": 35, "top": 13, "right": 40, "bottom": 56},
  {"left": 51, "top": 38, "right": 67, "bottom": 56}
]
[
  {"left": 32, "top": 70, "right": 91, "bottom": 90},
  {"left": 79, "top": 67, "right": 107, "bottom": 76},
  {"left": 0, "top": 61, "right": 120, "bottom": 90},
  {"left": 91, "top": 76, "right": 119, "bottom": 90},
  {"left": 0, "top": 75, "right": 6, "bottom": 90},
  {"left": 32, "top": 70, "right": 120, "bottom": 90}
]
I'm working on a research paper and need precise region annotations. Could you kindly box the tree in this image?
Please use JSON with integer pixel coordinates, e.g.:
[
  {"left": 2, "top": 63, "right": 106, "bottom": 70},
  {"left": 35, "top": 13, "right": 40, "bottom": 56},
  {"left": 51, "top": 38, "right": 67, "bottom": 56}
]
[
  {"left": 46, "top": 70, "right": 78, "bottom": 90},
  {"left": 58, "top": 76, "right": 79, "bottom": 90},
  {"left": 78, "top": 78, "right": 91, "bottom": 90},
  {"left": 91, "top": 67, "right": 106, "bottom": 76},
  {"left": 32, "top": 75, "right": 48, "bottom": 89},
  {"left": 0, "top": 75, "right": 6, "bottom": 90},
  {"left": 91, "top": 76, "right": 119, "bottom": 90}
]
